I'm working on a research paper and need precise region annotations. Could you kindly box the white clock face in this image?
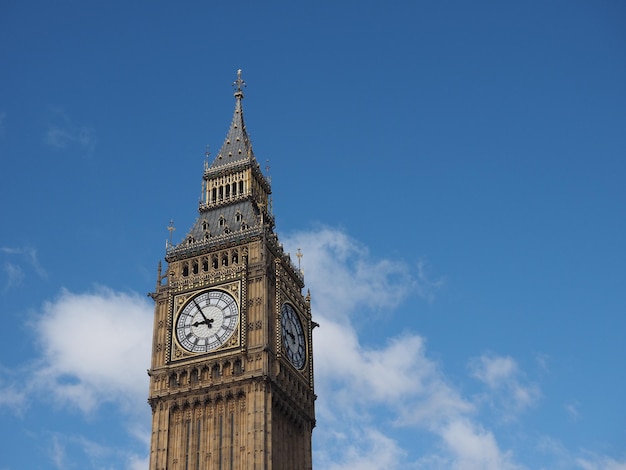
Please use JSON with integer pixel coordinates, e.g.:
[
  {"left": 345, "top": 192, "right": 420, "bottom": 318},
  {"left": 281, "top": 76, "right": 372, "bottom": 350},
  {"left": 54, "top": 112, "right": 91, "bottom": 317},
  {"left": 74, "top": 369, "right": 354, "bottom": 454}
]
[
  {"left": 176, "top": 290, "right": 238, "bottom": 353},
  {"left": 281, "top": 302, "right": 306, "bottom": 369}
]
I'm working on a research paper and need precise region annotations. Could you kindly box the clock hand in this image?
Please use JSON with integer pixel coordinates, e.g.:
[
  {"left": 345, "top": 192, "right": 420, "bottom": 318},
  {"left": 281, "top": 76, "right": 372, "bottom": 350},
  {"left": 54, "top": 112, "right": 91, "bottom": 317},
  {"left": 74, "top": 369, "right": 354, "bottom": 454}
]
[
  {"left": 192, "top": 318, "right": 215, "bottom": 328},
  {"left": 191, "top": 298, "right": 215, "bottom": 328},
  {"left": 193, "top": 299, "right": 210, "bottom": 322}
]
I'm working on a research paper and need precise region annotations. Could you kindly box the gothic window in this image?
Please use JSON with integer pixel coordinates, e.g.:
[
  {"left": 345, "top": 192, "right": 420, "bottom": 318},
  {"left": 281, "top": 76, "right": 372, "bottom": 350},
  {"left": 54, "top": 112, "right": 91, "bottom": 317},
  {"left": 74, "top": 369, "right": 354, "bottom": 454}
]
[
  {"left": 235, "top": 211, "right": 242, "bottom": 222},
  {"left": 219, "top": 216, "right": 225, "bottom": 227},
  {"left": 232, "top": 182, "right": 237, "bottom": 196},
  {"left": 190, "top": 369, "right": 199, "bottom": 384},
  {"left": 212, "top": 255, "right": 218, "bottom": 269},
  {"left": 211, "top": 364, "right": 221, "bottom": 379},
  {"left": 238, "top": 180, "right": 244, "bottom": 194},
  {"left": 219, "top": 186, "right": 223, "bottom": 200},
  {"left": 233, "top": 359, "right": 243, "bottom": 375},
  {"left": 212, "top": 187, "right": 217, "bottom": 203},
  {"left": 169, "top": 373, "right": 178, "bottom": 388},
  {"left": 202, "top": 257, "right": 209, "bottom": 271},
  {"left": 182, "top": 263, "right": 189, "bottom": 277},
  {"left": 202, "top": 220, "right": 208, "bottom": 231},
  {"left": 200, "top": 366, "right": 209, "bottom": 381},
  {"left": 192, "top": 261, "right": 199, "bottom": 274},
  {"left": 225, "top": 184, "right": 230, "bottom": 199},
  {"left": 195, "top": 420, "right": 201, "bottom": 470},
  {"left": 232, "top": 250, "right": 239, "bottom": 264},
  {"left": 221, "top": 254, "right": 229, "bottom": 266},
  {"left": 184, "top": 421, "right": 191, "bottom": 468}
]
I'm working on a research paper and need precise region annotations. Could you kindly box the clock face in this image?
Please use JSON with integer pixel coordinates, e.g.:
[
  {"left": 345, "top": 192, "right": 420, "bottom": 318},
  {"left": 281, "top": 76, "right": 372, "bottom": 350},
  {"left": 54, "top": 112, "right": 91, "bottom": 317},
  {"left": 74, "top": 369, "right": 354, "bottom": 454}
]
[
  {"left": 281, "top": 302, "right": 306, "bottom": 369},
  {"left": 175, "top": 290, "right": 238, "bottom": 353}
]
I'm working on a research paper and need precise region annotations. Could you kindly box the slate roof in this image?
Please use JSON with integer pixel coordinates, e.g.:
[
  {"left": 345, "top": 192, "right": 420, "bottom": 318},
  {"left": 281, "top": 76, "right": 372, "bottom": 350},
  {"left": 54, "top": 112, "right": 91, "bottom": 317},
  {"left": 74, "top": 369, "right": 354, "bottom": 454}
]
[
  {"left": 209, "top": 71, "right": 254, "bottom": 169},
  {"left": 187, "top": 199, "right": 261, "bottom": 241}
]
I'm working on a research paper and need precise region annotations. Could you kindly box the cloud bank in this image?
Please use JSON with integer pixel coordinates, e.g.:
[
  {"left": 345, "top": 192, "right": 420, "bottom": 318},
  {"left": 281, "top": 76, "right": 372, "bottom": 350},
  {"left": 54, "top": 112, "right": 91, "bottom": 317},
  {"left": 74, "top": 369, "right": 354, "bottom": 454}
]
[
  {"left": 31, "top": 287, "right": 153, "bottom": 414},
  {"left": 1, "top": 287, "right": 152, "bottom": 469},
  {"left": 283, "top": 227, "right": 523, "bottom": 469}
]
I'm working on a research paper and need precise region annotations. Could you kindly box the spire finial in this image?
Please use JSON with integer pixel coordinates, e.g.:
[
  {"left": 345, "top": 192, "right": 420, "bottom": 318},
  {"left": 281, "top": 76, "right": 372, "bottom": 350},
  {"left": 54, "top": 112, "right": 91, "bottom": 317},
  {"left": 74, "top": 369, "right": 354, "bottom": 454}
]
[
  {"left": 296, "top": 248, "right": 303, "bottom": 273},
  {"left": 204, "top": 145, "right": 210, "bottom": 171},
  {"left": 167, "top": 219, "right": 176, "bottom": 247},
  {"left": 233, "top": 69, "right": 246, "bottom": 98}
]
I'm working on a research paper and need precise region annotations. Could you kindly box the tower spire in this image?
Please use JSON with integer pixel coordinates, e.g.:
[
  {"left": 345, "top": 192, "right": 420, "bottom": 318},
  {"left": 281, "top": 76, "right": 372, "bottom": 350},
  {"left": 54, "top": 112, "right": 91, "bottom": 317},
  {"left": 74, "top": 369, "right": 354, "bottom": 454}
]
[{"left": 210, "top": 69, "right": 253, "bottom": 169}]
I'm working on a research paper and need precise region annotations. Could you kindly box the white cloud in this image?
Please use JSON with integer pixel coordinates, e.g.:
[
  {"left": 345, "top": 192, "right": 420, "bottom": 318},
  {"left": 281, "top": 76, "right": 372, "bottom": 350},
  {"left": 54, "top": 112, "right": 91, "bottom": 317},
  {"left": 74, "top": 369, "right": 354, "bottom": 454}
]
[
  {"left": 50, "top": 433, "right": 66, "bottom": 469},
  {"left": 0, "top": 287, "right": 153, "bottom": 467},
  {"left": 284, "top": 227, "right": 520, "bottom": 469},
  {"left": 441, "top": 419, "right": 524, "bottom": 470},
  {"left": 316, "top": 427, "right": 406, "bottom": 470},
  {"left": 2, "top": 262, "right": 24, "bottom": 292},
  {"left": 127, "top": 453, "right": 150, "bottom": 470},
  {"left": 576, "top": 455, "right": 626, "bottom": 470},
  {"left": 282, "top": 227, "right": 435, "bottom": 319},
  {"left": 0, "top": 384, "right": 26, "bottom": 408},
  {"left": 46, "top": 431, "right": 149, "bottom": 470},
  {"left": 469, "top": 353, "right": 540, "bottom": 418},
  {"left": 470, "top": 354, "right": 518, "bottom": 389},
  {"left": 1, "top": 246, "right": 47, "bottom": 291},
  {"left": 30, "top": 287, "right": 153, "bottom": 414},
  {"left": 0, "top": 366, "right": 27, "bottom": 410}
]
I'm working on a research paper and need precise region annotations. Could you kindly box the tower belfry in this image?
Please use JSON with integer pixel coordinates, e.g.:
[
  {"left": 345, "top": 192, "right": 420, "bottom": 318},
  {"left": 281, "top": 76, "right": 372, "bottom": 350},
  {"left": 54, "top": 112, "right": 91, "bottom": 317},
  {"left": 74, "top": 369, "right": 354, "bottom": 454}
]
[{"left": 148, "top": 71, "right": 316, "bottom": 470}]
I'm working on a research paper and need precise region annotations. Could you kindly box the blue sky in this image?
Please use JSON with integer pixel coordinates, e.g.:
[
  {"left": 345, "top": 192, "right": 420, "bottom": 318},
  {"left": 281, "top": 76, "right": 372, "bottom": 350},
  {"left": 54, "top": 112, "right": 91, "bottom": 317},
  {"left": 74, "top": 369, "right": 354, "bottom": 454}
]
[{"left": 1, "top": 1, "right": 625, "bottom": 468}]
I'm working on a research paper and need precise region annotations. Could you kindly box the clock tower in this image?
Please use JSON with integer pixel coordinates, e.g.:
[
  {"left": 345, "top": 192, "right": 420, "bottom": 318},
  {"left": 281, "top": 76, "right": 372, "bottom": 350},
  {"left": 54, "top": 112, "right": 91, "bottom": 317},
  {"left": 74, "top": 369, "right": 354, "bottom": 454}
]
[{"left": 147, "top": 71, "right": 315, "bottom": 470}]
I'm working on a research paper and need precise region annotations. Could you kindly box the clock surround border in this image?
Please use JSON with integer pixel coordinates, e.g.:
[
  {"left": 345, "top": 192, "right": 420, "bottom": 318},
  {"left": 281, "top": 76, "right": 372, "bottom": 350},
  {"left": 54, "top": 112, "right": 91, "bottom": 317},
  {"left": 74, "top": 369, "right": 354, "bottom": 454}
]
[{"left": 167, "top": 278, "right": 246, "bottom": 364}]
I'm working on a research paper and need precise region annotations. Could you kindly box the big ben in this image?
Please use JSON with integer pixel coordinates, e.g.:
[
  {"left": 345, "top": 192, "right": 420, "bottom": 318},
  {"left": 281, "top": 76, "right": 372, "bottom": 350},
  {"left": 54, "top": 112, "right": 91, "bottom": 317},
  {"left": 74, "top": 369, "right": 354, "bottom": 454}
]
[{"left": 147, "top": 70, "right": 316, "bottom": 469}]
